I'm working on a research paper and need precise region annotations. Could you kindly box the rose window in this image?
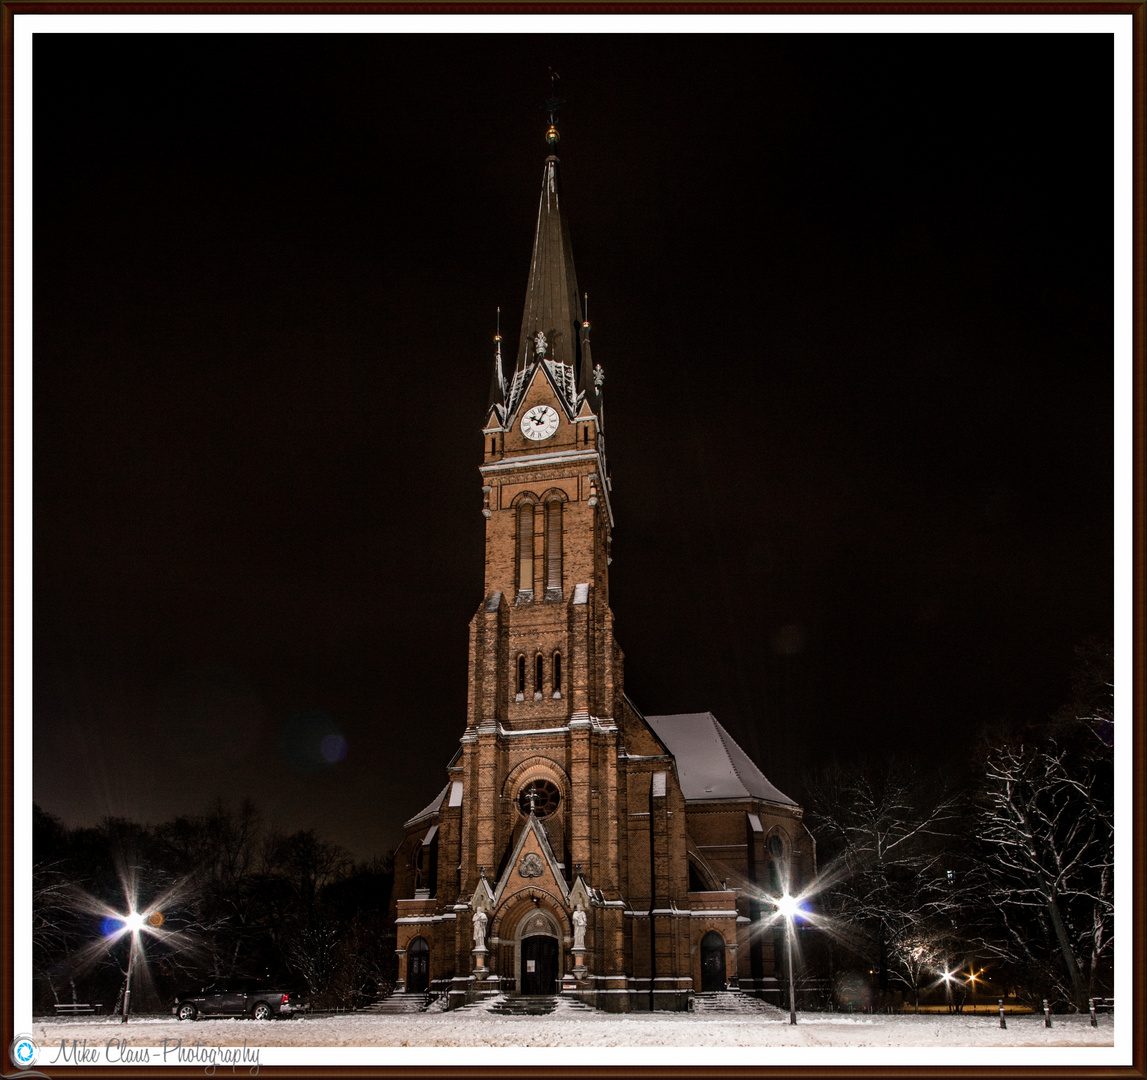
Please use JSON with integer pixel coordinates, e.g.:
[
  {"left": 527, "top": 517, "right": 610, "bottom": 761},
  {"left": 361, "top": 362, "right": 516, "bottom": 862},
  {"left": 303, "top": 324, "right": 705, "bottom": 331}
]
[{"left": 518, "top": 779, "right": 561, "bottom": 818}]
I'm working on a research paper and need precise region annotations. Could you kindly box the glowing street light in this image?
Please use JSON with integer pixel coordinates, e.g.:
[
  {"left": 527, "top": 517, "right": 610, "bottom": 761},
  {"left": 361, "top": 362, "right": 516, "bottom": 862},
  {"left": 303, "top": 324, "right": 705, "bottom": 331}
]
[
  {"left": 773, "top": 892, "right": 802, "bottom": 1026},
  {"left": 103, "top": 906, "right": 162, "bottom": 1023},
  {"left": 940, "top": 966, "right": 956, "bottom": 1014}
]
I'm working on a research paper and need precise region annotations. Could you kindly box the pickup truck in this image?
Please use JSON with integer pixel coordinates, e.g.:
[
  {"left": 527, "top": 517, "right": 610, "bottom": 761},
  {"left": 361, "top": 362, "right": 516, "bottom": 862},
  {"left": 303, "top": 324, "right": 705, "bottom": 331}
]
[{"left": 171, "top": 979, "right": 310, "bottom": 1021}]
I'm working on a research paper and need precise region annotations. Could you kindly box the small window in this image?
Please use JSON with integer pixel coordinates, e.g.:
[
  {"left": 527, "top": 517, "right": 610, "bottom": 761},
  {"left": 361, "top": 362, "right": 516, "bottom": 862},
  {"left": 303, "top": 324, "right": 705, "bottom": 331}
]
[
  {"left": 490, "top": 437, "right": 496, "bottom": 454},
  {"left": 517, "top": 655, "right": 526, "bottom": 697},
  {"left": 582, "top": 426, "right": 588, "bottom": 445},
  {"left": 553, "top": 652, "right": 561, "bottom": 694},
  {"left": 535, "top": 653, "right": 544, "bottom": 695}
]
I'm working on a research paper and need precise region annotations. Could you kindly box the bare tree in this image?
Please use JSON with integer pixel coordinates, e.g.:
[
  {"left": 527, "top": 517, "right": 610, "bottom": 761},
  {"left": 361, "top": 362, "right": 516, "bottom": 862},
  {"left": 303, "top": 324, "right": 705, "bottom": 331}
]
[
  {"left": 804, "top": 759, "right": 965, "bottom": 1003},
  {"left": 973, "top": 734, "right": 1113, "bottom": 1011}
]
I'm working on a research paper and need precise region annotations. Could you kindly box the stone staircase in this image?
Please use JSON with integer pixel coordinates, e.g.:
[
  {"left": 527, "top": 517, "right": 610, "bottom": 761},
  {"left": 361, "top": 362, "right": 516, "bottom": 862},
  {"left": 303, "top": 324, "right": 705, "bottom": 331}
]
[
  {"left": 692, "top": 990, "right": 787, "bottom": 1017},
  {"left": 488, "top": 994, "right": 560, "bottom": 1016},
  {"left": 363, "top": 992, "right": 432, "bottom": 1015}
]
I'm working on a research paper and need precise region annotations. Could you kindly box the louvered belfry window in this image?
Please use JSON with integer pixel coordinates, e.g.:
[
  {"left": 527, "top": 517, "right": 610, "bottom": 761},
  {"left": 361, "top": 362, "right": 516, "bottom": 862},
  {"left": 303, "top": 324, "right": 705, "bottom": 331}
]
[
  {"left": 518, "top": 503, "right": 534, "bottom": 593},
  {"left": 545, "top": 499, "right": 563, "bottom": 592}
]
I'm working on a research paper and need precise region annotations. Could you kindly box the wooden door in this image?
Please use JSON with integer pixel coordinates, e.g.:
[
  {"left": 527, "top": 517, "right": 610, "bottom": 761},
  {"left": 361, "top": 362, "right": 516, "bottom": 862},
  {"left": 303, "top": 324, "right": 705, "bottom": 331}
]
[
  {"left": 407, "top": 937, "right": 429, "bottom": 993},
  {"left": 700, "top": 931, "right": 727, "bottom": 992},
  {"left": 520, "top": 935, "right": 558, "bottom": 995}
]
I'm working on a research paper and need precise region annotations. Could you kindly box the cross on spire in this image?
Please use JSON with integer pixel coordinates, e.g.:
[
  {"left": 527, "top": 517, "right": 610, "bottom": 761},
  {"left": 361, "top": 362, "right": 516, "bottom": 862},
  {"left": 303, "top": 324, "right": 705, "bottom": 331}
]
[{"left": 545, "top": 68, "right": 563, "bottom": 146}]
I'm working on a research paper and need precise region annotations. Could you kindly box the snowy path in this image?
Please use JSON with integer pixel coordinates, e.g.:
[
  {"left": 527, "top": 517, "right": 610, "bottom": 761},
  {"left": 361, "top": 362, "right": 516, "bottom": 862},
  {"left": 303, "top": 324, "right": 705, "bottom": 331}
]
[{"left": 32, "top": 1010, "right": 1114, "bottom": 1049}]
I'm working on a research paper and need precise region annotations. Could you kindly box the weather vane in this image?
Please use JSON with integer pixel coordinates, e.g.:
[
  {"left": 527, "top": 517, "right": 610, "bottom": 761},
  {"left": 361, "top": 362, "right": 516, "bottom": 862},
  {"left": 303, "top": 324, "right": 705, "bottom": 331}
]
[{"left": 545, "top": 67, "right": 564, "bottom": 146}]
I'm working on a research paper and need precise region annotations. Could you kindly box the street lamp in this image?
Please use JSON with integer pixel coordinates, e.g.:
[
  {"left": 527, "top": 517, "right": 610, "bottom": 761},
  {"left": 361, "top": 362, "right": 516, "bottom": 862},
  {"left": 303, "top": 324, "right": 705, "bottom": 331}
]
[
  {"left": 941, "top": 966, "right": 955, "bottom": 1015},
  {"left": 774, "top": 892, "right": 801, "bottom": 1025},
  {"left": 108, "top": 907, "right": 162, "bottom": 1023}
]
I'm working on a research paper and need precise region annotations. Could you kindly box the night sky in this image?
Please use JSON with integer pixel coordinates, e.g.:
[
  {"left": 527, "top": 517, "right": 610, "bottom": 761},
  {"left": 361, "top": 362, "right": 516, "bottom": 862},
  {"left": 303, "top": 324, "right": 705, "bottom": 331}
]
[{"left": 32, "top": 31, "right": 1115, "bottom": 861}]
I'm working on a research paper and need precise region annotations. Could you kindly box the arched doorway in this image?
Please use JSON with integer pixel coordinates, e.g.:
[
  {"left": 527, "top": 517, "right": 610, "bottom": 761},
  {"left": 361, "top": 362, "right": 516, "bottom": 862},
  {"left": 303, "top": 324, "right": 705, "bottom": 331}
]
[
  {"left": 700, "top": 931, "right": 727, "bottom": 992},
  {"left": 512, "top": 907, "right": 562, "bottom": 995},
  {"left": 521, "top": 935, "right": 559, "bottom": 994},
  {"left": 407, "top": 937, "right": 429, "bottom": 993}
]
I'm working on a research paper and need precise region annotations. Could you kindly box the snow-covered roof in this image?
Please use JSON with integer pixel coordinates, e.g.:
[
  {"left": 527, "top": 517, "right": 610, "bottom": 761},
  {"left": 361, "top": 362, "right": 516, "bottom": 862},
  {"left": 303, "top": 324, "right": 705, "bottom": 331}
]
[
  {"left": 404, "top": 783, "right": 450, "bottom": 828},
  {"left": 644, "top": 712, "right": 796, "bottom": 806}
]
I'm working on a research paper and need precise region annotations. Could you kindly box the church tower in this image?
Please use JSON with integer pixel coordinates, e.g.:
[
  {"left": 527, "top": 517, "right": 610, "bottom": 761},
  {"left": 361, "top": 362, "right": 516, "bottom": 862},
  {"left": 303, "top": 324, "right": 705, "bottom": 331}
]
[{"left": 392, "top": 122, "right": 812, "bottom": 1012}]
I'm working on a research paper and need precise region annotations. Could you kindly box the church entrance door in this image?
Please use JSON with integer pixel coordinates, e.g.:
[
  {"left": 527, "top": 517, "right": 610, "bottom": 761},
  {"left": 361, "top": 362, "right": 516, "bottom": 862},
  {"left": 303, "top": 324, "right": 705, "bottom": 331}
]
[
  {"left": 700, "top": 931, "right": 726, "bottom": 992},
  {"left": 520, "top": 935, "right": 558, "bottom": 995},
  {"left": 407, "top": 937, "right": 429, "bottom": 993}
]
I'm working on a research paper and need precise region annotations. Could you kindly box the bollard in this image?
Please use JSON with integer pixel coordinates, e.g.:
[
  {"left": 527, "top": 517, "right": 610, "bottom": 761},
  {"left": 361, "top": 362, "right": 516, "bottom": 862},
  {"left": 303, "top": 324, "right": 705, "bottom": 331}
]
[
  {"left": 1043, "top": 998, "right": 1052, "bottom": 1028},
  {"left": 1089, "top": 998, "right": 1097, "bottom": 1028},
  {"left": 999, "top": 998, "right": 1006, "bottom": 1029}
]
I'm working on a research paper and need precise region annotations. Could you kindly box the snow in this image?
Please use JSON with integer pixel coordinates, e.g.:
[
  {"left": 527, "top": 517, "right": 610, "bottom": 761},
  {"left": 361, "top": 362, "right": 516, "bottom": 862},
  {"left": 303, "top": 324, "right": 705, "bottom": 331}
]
[
  {"left": 645, "top": 712, "right": 796, "bottom": 804},
  {"left": 32, "top": 1006, "right": 1117, "bottom": 1070}
]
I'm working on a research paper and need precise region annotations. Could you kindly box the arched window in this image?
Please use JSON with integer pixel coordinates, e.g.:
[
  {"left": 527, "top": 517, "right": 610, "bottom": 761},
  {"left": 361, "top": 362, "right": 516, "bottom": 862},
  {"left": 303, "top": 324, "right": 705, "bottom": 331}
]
[
  {"left": 552, "top": 652, "right": 561, "bottom": 696},
  {"left": 517, "top": 654, "right": 526, "bottom": 699},
  {"left": 517, "top": 503, "right": 534, "bottom": 595},
  {"left": 545, "top": 499, "right": 562, "bottom": 594},
  {"left": 535, "top": 653, "right": 544, "bottom": 698}
]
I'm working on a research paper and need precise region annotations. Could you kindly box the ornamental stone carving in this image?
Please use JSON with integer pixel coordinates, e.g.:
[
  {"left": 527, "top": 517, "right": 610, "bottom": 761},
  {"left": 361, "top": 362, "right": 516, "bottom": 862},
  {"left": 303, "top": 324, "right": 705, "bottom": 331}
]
[{"left": 518, "top": 852, "right": 545, "bottom": 879}]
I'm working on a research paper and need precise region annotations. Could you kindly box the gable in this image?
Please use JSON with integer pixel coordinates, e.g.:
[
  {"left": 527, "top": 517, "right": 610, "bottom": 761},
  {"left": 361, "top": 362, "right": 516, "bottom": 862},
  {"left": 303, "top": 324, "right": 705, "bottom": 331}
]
[{"left": 492, "top": 813, "right": 569, "bottom": 905}]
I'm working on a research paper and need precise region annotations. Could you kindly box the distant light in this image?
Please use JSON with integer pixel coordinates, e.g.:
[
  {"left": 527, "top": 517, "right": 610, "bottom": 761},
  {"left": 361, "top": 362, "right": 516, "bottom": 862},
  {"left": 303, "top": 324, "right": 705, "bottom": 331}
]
[{"left": 123, "top": 911, "right": 145, "bottom": 933}]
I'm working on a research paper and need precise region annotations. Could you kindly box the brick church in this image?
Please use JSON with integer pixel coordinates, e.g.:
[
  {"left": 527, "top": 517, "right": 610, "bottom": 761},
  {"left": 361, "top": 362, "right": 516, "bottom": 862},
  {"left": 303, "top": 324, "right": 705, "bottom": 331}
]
[{"left": 391, "top": 123, "right": 813, "bottom": 1011}]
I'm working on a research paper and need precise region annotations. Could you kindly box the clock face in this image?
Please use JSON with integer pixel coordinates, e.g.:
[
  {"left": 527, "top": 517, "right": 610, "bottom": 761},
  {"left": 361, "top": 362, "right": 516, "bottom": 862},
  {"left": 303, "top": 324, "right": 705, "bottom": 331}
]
[{"left": 521, "top": 405, "right": 559, "bottom": 441}]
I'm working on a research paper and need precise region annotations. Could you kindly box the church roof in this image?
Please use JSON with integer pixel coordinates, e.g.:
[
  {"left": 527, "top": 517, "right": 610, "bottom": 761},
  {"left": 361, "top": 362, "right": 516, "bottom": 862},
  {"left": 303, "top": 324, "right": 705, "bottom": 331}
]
[
  {"left": 492, "top": 150, "right": 600, "bottom": 428},
  {"left": 517, "top": 154, "right": 582, "bottom": 378},
  {"left": 404, "top": 783, "right": 449, "bottom": 828},
  {"left": 644, "top": 712, "right": 796, "bottom": 806}
]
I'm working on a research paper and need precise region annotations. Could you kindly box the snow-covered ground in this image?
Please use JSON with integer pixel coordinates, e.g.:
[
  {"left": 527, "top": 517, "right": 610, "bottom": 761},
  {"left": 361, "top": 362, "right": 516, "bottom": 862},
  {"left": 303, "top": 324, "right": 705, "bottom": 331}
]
[{"left": 31, "top": 1002, "right": 1115, "bottom": 1053}]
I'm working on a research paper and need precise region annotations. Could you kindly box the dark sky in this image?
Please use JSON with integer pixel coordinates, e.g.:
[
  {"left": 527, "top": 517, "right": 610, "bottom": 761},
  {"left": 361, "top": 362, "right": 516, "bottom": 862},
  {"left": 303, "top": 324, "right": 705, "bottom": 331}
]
[{"left": 32, "top": 32, "right": 1115, "bottom": 861}]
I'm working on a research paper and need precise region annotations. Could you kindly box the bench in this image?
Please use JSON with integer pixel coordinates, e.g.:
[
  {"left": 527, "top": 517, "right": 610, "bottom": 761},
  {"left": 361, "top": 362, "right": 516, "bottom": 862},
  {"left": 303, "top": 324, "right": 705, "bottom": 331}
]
[{"left": 53, "top": 1003, "right": 103, "bottom": 1015}]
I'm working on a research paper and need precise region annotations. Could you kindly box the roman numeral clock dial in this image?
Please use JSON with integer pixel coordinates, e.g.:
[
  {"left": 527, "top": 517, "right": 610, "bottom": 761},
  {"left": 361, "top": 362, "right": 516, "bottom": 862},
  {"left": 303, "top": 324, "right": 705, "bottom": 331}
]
[{"left": 521, "top": 405, "right": 559, "bottom": 441}]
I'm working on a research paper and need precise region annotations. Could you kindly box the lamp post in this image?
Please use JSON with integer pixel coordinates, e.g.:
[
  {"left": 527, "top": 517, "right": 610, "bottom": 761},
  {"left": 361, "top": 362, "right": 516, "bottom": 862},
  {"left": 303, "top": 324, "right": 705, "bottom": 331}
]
[
  {"left": 774, "top": 892, "right": 800, "bottom": 1025},
  {"left": 107, "top": 907, "right": 164, "bottom": 1023},
  {"left": 120, "top": 910, "right": 145, "bottom": 1023}
]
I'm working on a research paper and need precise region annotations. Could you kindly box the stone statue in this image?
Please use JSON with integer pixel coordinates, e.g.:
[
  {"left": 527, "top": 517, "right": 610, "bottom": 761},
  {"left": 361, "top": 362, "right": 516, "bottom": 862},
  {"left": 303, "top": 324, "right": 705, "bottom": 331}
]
[
  {"left": 572, "top": 908, "right": 587, "bottom": 950},
  {"left": 472, "top": 910, "right": 487, "bottom": 950}
]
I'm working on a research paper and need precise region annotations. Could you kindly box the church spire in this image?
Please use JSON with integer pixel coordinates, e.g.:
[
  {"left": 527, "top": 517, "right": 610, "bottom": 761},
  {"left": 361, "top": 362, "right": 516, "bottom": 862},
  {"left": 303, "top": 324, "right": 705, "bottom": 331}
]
[
  {"left": 515, "top": 133, "right": 582, "bottom": 380},
  {"left": 487, "top": 307, "right": 505, "bottom": 414}
]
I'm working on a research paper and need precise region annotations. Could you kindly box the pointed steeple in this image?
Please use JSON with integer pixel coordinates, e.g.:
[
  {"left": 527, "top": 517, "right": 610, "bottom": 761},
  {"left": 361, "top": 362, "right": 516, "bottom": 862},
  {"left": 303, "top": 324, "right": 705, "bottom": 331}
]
[
  {"left": 578, "top": 292, "right": 601, "bottom": 418},
  {"left": 487, "top": 308, "right": 505, "bottom": 416},
  {"left": 515, "top": 150, "right": 582, "bottom": 378}
]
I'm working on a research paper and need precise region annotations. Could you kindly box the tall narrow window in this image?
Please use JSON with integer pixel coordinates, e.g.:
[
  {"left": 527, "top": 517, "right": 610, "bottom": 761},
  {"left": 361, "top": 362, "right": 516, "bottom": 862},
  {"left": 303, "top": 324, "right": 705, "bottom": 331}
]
[
  {"left": 517, "top": 654, "right": 526, "bottom": 698},
  {"left": 545, "top": 500, "right": 562, "bottom": 593},
  {"left": 553, "top": 652, "right": 561, "bottom": 696},
  {"left": 535, "top": 653, "right": 543, "bottom": 697},
  {"left": 517, "top": 503, "right": 534, "bottom": 594},
  {"left": 490, "top": 437, "right": 495, "bottom": 454}
]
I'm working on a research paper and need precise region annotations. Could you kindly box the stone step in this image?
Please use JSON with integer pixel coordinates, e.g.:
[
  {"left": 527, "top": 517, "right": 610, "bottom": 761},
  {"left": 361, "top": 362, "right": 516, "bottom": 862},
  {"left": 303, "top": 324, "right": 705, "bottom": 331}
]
[
  {"left": 362, "top": 994, "right": 431, "bottom": 1015},
  {"left": 488, "top": 994, "right": 559, "bottom": 1016},
  {"left": 693, "top": 991, "right": 786, "bottom": 1016}
]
